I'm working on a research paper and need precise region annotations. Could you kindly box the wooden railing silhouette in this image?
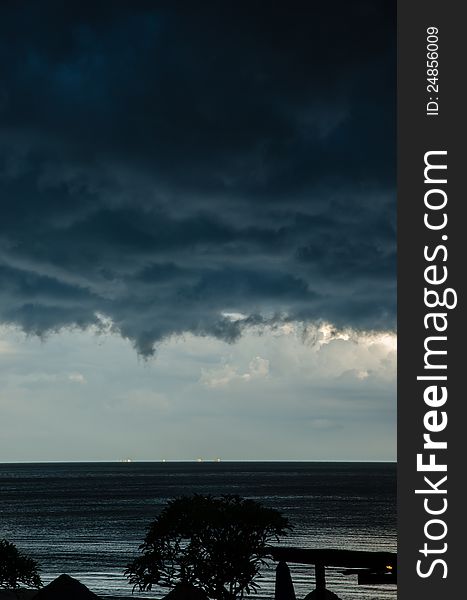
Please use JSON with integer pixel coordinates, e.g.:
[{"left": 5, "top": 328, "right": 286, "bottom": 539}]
[{"left": 270, "top": 547, "right": 397, "bottom": 600}]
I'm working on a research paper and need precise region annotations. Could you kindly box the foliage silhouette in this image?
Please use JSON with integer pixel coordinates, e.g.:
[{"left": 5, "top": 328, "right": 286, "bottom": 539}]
[
  {"left": 125, "top": 494, "right": 289, "bottom": 600},
  {"left": 0, "top": 539, "right": 42, "bottom": 590}
]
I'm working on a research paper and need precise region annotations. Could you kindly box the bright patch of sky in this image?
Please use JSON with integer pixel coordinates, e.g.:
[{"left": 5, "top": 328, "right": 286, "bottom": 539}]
[{"left": 0, "top": 323, "right": 395, "bottom": 462}]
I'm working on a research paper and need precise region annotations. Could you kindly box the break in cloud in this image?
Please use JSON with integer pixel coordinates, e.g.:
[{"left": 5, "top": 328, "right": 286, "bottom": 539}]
[{"left": 0, "top": 1, "right": 396, "bottom": 355}]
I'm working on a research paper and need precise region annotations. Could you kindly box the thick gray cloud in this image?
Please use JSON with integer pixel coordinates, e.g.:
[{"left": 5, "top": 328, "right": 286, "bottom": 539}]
[{"left": 0, "top": 1, "right": 396, "bottom": 355}]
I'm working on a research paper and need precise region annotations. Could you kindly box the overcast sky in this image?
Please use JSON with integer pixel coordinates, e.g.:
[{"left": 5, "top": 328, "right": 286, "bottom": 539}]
[{"left": 0, "top": 1, "right": 396, "bottom": 461}]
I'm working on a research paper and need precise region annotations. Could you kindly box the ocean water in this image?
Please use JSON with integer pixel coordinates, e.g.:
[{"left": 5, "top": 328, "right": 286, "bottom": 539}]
[{"left": 0, "top": 462, "right": 396, "bottom": 600}]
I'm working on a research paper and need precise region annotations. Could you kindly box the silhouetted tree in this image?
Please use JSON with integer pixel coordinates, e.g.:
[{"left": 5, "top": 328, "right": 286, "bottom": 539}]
[
  {"left": 125, "top": 494, "right": 289, "bottom": 600},
  {"left": 0, "top": 539, "right": 42, "bottom": 589}
]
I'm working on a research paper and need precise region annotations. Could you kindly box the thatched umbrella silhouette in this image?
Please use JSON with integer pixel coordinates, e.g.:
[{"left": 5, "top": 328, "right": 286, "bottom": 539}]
[{"left": 33, "top": 574, "right": 100, "bottom": 600}]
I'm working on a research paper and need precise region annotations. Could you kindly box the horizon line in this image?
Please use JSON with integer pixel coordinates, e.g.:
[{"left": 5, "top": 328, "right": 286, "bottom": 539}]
[{"left": 0, "top": 459, "right": 397, "bottom": 464}]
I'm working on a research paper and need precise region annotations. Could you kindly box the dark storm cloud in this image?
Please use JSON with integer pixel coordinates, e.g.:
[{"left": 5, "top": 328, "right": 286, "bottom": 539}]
[{"left": 0, "top": 0, "right": 396, "bottom": 355}]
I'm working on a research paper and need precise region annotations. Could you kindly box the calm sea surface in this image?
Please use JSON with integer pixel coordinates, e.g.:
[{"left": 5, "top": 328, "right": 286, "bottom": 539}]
[{"left": 0, "top": 462, "right": 396, "bottom": 600}]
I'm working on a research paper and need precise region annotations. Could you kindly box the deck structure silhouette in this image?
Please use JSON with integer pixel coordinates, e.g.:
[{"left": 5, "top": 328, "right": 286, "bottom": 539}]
[{"left": 271, "top": 547, "right": 397, "bottom": 600}]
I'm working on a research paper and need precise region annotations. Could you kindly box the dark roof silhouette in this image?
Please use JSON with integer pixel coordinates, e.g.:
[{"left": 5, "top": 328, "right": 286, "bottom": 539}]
[
  {"left": 162, "top": 583, "right": 209, "bottom": 600},
  {"left": 33, "top": 575, "right": 100, "bottom": 600},
  {"left": 303, "top": 590, "right": 341, "bottom": 600}
]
